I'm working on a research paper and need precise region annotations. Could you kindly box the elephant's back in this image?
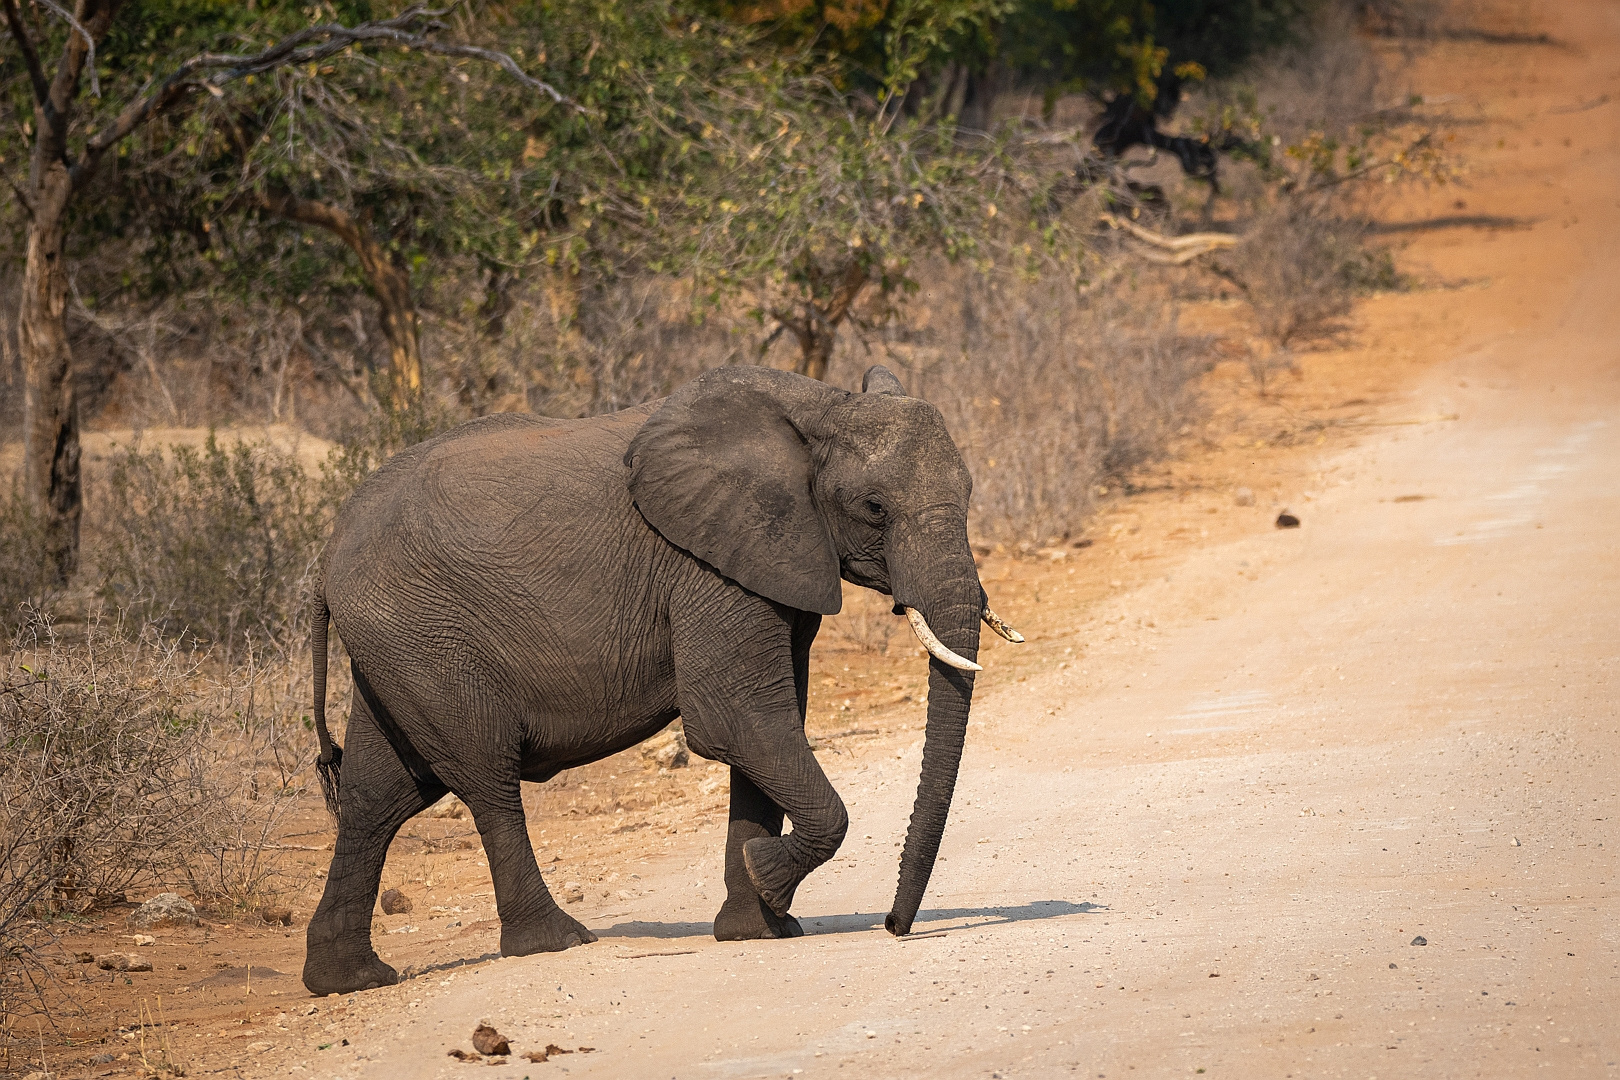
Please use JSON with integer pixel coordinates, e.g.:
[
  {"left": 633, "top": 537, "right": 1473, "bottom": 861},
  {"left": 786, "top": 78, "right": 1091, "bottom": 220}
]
[{"left": 322, "top": 405, "right": 663, "bottom": 631}]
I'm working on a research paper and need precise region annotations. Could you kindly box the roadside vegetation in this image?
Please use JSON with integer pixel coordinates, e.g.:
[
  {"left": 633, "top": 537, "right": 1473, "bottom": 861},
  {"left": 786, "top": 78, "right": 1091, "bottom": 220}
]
[{"left": 0, "top": 0, "right": 1456, "bottom": 1035}]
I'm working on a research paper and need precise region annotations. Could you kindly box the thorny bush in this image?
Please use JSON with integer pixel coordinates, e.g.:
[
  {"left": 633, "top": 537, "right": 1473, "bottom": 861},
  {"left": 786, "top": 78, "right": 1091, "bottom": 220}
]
[
  {"left": 861, "top": 267, "right": 1208, "bottom": 546},
  {"left": 0, "top": 615, "right": 318, "bottom": 1016},
  {"left": 0, "top": 487, "right": 58, "bottom": 635},
  {"left": 94, "top": 433, "right": 364, "bottom": 659}
]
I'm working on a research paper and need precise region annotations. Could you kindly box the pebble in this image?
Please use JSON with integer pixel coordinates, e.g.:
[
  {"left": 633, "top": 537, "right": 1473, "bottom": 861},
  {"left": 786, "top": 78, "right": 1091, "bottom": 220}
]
[
  {"left": 428, "top": 795, "right": 468, "bottom": 819},
  {"left": 380, "top": 888, "right": 413, "bottom": 915},
  {"left": 95, "top": 952, "right": 154, "bottom": 972},
  {"left": 472, "top": 1024, "right": 511, "bottom": 1056},
  {"left": 1411, "top": 935, "right": 1428, "bottom": 946}
]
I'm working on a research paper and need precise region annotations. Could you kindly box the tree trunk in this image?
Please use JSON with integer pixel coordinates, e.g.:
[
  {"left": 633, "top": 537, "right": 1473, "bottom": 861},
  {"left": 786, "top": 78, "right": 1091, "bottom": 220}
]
[
  {"left": 20, "top": 168, "right": 81, "bottom": 584},
  {"left": 10, "top": 0, "right": 123, "bottom": 585},
  {"left": 777, "top": 260, "right": 868, "bottom": 382},
  {"left": 798, "top": 325, "right": 837, "bottom": 383},
  {"left": 259, "top": 193, "right": 422, "bottom": 410},
  {"left": 478, "top": 258, "right": 514, "bottom": 342}
]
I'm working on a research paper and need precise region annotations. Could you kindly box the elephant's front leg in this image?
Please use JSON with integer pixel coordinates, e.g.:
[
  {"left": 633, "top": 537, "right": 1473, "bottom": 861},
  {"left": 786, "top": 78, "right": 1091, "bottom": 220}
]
[
  {"left": 714, "top": 609, "right": 819, "bottom": 941},
  {"left": 715, "top": 769, "right": 802, "bottom": 940},
  {"left": 674, "top": 593, "right": 845, "bottom": 935}
]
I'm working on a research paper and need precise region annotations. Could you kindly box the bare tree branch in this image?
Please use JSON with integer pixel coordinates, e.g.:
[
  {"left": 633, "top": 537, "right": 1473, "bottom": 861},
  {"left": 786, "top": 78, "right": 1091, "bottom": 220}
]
[
  {"left": 5, "top": 172, "right": 33, "bottom": 217},
  {"left": 37, "top": 0, "right": 98, "bottom": 97},
  {"left": 70, "top": 3, "right": 584, "bottom": 190},
  {"left": 1, "top": 0, "right": 49, "bottom": 106}
]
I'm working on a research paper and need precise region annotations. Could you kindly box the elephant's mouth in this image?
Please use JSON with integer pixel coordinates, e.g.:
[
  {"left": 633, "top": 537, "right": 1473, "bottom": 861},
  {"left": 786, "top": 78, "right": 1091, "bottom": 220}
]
[{"left": 839, "top": 556, "right": 890, "bottom": 592}]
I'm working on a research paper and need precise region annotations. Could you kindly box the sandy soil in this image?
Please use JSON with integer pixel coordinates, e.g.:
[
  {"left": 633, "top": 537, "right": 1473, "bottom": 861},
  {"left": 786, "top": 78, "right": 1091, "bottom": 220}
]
[{"left": 21, "top": 0, "right": 1618, "bottom": 1076}]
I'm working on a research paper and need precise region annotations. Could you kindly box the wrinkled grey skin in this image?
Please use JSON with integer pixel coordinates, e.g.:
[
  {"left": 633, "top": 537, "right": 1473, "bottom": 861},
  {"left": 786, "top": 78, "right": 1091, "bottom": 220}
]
[{"left": 302, "top": 365, "right": 986, "bottom": 996}]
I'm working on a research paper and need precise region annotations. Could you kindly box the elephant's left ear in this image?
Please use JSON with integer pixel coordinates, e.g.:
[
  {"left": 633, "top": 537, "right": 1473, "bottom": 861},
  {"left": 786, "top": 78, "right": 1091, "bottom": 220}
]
[{"left": 625, "top": 367, "right": 844, "bottom": 615}]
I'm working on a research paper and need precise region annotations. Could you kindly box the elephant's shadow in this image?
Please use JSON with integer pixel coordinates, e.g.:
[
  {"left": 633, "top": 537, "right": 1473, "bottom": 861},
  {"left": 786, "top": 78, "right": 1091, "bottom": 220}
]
[
  {"left": 395, "top": 901, "right": 1103, "bottom": 981},
  {"left": 597, "top": 899, "right": 1104, "bottom": 941}
]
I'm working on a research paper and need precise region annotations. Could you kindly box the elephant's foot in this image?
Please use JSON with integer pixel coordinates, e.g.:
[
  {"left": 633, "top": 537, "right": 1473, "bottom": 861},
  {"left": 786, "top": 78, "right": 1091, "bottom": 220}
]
[
  {"left": 500, "top": 908, "right": 598, "bottom": 957},
  {"left": 302, "top": 950, "right": 399, "bottom": 996},
  {"left": 741, "top": 835, "right": 806, "bottom": 918},
  {"left": 714, "top": 892, "right": 803, "bottom": 941}
]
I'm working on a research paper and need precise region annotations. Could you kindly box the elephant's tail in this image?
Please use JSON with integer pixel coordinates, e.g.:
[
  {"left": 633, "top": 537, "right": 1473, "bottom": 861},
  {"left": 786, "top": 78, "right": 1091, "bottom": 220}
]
[{"left": 311, "top": 586, "right": 343, "bottom": 819}]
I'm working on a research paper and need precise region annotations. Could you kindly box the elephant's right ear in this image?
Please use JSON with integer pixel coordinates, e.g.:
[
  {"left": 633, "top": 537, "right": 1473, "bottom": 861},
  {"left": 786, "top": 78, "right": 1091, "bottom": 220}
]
[
  {"left": 861, "top": 364, "right": 907, "bottom": 396},
  {"left": 624, "top": 367, "right": 845, "bottom": 615}
]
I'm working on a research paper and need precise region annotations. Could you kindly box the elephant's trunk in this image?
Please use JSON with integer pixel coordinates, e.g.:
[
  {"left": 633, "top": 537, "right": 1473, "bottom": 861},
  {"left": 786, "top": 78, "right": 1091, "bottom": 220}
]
[{"left": 886, "top": 567, "right": 981, "bottom": 936}]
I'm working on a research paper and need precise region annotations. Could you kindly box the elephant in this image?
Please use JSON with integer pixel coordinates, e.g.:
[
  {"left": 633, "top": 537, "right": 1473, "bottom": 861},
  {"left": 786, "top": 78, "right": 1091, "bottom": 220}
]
[{"left": 301, "top": 363, "right": 1022, "bottom": 996}]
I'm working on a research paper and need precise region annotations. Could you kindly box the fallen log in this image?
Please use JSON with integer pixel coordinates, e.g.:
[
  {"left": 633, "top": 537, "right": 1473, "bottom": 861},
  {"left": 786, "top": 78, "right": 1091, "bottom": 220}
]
[{"left": 1098, "top": 213, "right": 1238, "bottom": 264}]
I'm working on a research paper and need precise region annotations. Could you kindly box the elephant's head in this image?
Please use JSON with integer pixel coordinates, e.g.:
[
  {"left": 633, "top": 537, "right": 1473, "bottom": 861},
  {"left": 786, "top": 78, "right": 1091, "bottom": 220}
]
[{"left": 624, "top": 363, "right": 1022, "bottom": 935}]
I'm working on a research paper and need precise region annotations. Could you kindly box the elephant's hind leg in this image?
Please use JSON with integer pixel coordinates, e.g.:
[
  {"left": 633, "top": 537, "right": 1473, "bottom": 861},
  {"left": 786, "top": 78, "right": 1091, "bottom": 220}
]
[
  {"left": 303, "top": 690, "right": 445, "bottom": 996},
  {"left": 453, "top": 775, "right": 597, "bottom": 957}
]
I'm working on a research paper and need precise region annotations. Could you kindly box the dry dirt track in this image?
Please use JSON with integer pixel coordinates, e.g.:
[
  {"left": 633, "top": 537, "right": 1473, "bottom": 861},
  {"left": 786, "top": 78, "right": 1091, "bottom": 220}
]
[{"left": 265, "top": 6, "right": 1618, "bottom": 1078}]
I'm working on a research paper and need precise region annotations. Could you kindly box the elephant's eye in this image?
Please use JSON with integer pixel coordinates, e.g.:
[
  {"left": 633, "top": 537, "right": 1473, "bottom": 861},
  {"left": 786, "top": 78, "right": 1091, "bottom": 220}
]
[{"left": 863, "top": 499, "right": 886, "bottom": 519}]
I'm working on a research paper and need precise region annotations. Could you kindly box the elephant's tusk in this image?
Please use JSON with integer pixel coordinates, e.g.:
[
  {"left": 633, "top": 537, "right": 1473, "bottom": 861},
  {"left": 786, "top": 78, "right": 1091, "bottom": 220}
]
[
  {"left": 904, "top": 607, "right": 982, "bottom": 672},
  {"left": 981, "top": 605, "right": 1025, "bottom": 643}
]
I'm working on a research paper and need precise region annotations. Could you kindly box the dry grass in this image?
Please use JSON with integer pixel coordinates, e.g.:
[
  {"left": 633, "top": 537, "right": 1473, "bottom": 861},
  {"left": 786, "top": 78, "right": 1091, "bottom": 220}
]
[
  {"left": 0, "top": 614, "right": 324, "bottom": 1025},
  {"left": 0, "top": 486, "right": 57, "bottom": 636},
  {"left": 822, "top": 587, "right": 903, "bottom": 656},
  {"left": 91, "top": 431, "right": 366, "bottom": 660},
  {"left": 846, "top": 269, "right": 1208, "bottom": 547}
]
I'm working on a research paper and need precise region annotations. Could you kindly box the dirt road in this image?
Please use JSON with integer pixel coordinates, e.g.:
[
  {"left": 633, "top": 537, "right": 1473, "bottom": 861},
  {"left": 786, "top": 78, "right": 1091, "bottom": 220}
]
[{"left": 253, "top": 6, "right": 1618, "bottom": 1078}]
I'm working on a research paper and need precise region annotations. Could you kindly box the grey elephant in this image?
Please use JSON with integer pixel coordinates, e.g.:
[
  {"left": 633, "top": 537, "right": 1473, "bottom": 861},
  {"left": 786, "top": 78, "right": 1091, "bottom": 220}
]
[{"left": 302, "top": 364, "right": 1022, "bottom": 995}]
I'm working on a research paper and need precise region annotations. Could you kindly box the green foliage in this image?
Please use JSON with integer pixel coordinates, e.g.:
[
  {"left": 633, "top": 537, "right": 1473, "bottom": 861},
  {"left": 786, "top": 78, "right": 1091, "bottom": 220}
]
[
  {"left": 692, "top": 0, "right": 1006, "bottom": 93},
  {"left": 1001, "top": 0, "right": 1311, "bottom": 110},
  {"left": 578, "top": 0, "right": 1075, "bottom": 357},
  {"left": 6, "top": 0, "right": 1053, "bottom": 364},
  {"left": 2, "top": 2, "right": 373, "bottom": 269}
]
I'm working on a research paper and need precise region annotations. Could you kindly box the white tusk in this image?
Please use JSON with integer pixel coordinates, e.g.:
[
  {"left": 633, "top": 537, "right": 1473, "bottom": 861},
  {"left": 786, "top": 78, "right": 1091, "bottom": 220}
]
[
  {"left": 904, "top": 607, "right": 982, "bottom": 671},
  {"left": 981, "top": 605, "right": 1025, "bottom": 643}
]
